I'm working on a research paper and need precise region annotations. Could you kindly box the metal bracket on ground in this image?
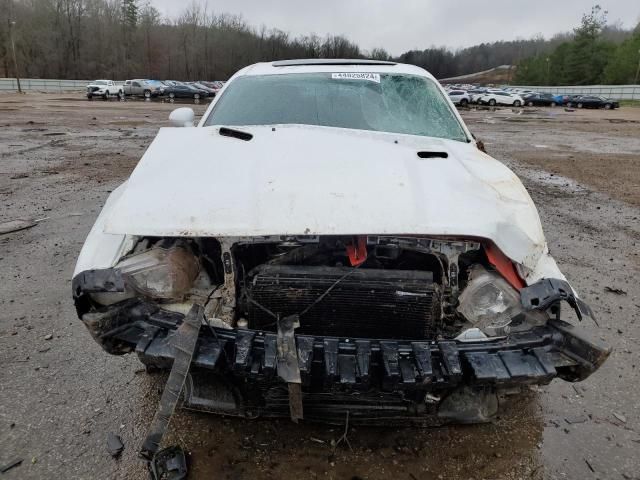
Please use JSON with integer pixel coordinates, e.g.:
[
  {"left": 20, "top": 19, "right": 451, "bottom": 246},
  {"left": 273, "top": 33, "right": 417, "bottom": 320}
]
[{"left": 139, "top": 303, "right": 203, "bottom": 477}]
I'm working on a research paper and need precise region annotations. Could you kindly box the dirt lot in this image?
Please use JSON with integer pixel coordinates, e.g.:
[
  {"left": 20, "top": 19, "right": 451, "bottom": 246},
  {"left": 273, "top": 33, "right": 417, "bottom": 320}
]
[{"left": 0, "top": 94, "right": 639, "bottom": 480}]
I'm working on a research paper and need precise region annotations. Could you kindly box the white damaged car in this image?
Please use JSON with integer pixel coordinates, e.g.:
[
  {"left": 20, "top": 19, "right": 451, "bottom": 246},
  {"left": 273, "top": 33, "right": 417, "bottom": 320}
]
[{"left": 73, "top": 59, "right": 609, "bottom": 426}]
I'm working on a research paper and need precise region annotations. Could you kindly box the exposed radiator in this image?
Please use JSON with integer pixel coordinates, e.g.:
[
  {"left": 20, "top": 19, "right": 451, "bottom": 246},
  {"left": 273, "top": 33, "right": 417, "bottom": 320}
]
[{"left": 242, "top": 265, "right": 440, "bottom": 339}]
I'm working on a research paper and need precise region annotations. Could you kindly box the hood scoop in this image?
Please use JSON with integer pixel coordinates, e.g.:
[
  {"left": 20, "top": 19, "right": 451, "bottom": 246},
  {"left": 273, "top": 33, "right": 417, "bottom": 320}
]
[
  {"left": 417, "top": 151, "right": 448, "bottom": 159},
  {"left": 219, "top": 127, "right": 253, "bottom": 141}
]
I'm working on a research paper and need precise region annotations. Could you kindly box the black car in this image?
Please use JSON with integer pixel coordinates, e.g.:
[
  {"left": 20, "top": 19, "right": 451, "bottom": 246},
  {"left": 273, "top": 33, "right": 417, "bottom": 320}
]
[
  {"left": 523, "top": 93, "right": 559, "bottom": 107},
  {"left": 567, "top": 95, "right": 619, "bottom": 109},
  {"left": 164, "top": 83, "right": 207, "bottom": 100}
]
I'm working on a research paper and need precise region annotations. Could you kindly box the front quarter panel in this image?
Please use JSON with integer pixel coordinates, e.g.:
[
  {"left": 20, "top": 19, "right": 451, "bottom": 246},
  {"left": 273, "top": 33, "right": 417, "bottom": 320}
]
[{"left": 73, "top": 182, "right": 134, "bottom": 276}]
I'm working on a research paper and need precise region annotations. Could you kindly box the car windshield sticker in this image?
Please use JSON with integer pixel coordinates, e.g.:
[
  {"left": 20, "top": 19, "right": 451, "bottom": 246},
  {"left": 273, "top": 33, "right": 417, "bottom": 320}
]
[{"left": 331, "top": 73, "right": 381, "bottom": 83}]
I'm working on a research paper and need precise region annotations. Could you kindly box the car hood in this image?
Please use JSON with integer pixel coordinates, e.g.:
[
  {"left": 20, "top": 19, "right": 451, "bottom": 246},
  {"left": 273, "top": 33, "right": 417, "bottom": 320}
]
[{"left": 104, "top": 125, "right": 547, "bottom": 269}]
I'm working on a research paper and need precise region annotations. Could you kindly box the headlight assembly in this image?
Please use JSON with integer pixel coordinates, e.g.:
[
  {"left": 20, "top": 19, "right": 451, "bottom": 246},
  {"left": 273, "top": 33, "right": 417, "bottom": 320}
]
[
  {"left": 116, "top": 241, "right": 200, "bottom": 301},
  {"left": 457, "top": 264, "right": 538, "bottom": 336}
]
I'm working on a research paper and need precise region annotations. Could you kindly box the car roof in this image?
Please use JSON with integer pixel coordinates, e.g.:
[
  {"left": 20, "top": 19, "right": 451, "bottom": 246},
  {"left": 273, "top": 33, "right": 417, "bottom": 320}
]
[
  {"left": 272, "top": 59, "right": 397, "bottom": 67},
  {"left": 236, "top": 59, "right": 432, "bottom": 80}
]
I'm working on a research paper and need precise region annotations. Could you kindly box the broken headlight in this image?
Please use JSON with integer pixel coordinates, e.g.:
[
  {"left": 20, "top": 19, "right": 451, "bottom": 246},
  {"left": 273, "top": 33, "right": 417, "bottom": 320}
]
[
  {"left": 116, "top": 242, "right": 200, "bottom": 301},
  {"left": 457, "top": 265, "right": 527, "bottom": 336}
]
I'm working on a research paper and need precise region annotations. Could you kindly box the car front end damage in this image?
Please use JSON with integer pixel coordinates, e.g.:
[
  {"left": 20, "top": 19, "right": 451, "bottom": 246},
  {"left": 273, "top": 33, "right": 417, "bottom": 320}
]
[{"left": 72, "top": 233, "right": 609, "bottom": 425}]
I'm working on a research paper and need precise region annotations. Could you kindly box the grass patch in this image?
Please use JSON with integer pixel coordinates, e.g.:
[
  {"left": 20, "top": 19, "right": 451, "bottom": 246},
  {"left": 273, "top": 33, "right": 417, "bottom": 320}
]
[{"left": 619, "top": 99, "right": 640, "bottom": 107}]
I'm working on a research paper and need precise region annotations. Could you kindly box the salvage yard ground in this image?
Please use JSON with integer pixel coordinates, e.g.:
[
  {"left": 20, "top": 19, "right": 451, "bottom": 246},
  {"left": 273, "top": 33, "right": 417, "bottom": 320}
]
[{"left": 0, "top": 94, "right": 639, "bottom": 479}]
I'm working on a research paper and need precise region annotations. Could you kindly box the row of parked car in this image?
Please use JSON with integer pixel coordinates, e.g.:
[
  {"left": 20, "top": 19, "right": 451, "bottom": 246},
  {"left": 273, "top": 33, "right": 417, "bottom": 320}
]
[
  {"left": 445, "top": 85, "right": 620, "bottom": 110},
  {"left": 85, "top": 79, "right": 226, "bottom": 100}
]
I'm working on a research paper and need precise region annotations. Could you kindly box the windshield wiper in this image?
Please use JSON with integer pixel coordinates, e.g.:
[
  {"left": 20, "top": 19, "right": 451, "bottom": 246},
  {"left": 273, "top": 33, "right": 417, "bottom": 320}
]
[{"left": 219, "top": 127, "right": 253, "bottom": 141}]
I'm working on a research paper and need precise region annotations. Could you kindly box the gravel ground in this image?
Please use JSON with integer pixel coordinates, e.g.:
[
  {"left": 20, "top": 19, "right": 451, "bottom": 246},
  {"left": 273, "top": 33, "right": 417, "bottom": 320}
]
[{"left": 0, "top": 94, "right": 638, "bottom": 480}]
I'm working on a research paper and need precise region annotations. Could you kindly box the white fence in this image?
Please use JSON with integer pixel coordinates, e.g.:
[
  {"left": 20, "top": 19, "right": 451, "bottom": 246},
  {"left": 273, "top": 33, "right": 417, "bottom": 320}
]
[
  {"left": 0, "top": 78, "right": 90, "bottom": 93},
  {"left": 2, "top": 77, "right": 639, "bottom": 100},
  {"left": 509, "top": 84, "right": 640, "bottom": 101}
]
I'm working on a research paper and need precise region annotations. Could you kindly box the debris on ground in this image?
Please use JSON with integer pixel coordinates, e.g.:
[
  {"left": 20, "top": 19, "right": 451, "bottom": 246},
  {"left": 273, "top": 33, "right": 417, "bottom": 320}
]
[
  {"left": 565, "top": 414, "right": 589, "bottom": 425},
  {"left": 0, "top": 458, "right": 23, "bottom": 473},
  {"left": 0, "top": 219, "right": 37, "bottom": 235},
  {"left": 585, "top": 458, "right": 595, "bottom": 473},
  {"left": 613, "top": 412, "right": 627, "bottom": 423},
  {"left": 44, "top": 334, "right": 53, "bottom": 341},
  {"left": 148, "top": 446, "right": 188, "bottom": 480},
  {"left": 106, "top": 433, "right": 124, "bottom": 458},
  {"left": 605, "top": 286, "right": 627, "bottom": 295}
]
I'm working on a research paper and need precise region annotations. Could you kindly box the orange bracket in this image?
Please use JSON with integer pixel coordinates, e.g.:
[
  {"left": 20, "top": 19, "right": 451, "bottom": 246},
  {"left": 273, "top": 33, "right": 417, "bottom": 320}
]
[
  {"left": 346, "top": 236, "right": 368, "bottom": 267},
  {"left": 484, "top": 242, "right": 526, "bottom": 290}
]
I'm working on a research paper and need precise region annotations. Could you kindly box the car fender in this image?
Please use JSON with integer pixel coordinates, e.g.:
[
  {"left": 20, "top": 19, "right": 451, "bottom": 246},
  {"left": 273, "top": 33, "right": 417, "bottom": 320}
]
[{"left": 73, "top": 182, "right": 136, "bottom": 276}]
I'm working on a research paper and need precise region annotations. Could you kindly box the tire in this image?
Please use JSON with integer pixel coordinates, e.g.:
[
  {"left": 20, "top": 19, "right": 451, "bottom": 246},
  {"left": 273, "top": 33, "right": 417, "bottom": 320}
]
[
  {"left": 488, "top": 99, "right": 496, "bottom": 106},
  {"left": 102, "top": 90, "right": 109, "bottom": 100},
  {"left": 117, "top": 90, "right": 124, "bottom": 100},
  {"left": 87, "top": 94, "right": 93, "bottom": 100},
  {"left": 567, "top": 102, "right": 573, "bottom": 108},
  {"left": 577, "top": 103, "right": 583, "bottom": 109},
  {"left": 194, "top": 93, "right": 200, "bottom": 100},
  {"left": 169, "top": 92, "right": 175, "bottom": 99},
  {"left": 527, "top": 101, "right": 534, "bottom": 107},
  {"left": 604, "top": 103, "right": 612, "bottom": 110},
  {"left": 460, "top": 98, "right": 468, "bottom": 107},
  {"left": 513, "top": 100, "right": 521, "bottom": 107},
  {"left": 144, "top": 90, "right": 151, "bottom": 99}
]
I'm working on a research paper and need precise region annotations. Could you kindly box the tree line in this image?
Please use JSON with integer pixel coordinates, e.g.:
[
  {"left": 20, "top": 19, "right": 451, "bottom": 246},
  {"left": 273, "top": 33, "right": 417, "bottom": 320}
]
[
  {"left": 0, "top": 0, "right": 638, "bottom": 84},
  {"left": 515, "top": 6, "right": 640, "bottom": 85}
]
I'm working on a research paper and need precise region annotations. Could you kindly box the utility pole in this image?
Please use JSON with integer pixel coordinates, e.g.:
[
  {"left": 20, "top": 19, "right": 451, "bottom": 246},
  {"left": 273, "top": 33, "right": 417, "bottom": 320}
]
[
  {"left": 546, "top": 57, "right": 550, "bottom": 86},
  {"left": 635, "top": 49, "right": 640, "bottom": 85},
  {"left": 8, "top": 20, "right": 22, "bottom": 93}
]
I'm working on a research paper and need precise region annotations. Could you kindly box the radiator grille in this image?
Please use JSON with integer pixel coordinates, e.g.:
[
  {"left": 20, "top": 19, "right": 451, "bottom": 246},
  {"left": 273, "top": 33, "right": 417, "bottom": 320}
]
[{"left": 243, "top": 265, "right": 440, "bottom": 339}]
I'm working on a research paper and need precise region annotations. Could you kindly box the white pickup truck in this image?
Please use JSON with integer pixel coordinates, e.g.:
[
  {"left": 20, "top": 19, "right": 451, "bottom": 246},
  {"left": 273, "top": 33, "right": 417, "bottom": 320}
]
[{"left": 86, "top": 80, "right": 124, "bottom": 100}]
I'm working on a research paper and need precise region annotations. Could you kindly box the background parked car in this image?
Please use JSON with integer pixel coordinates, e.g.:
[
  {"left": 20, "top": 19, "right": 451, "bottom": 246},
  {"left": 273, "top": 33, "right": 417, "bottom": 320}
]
[
  {"left": 146, "top": 80, "right": 168, "bottom": 95},
  {"left": 201, "top": 81, "right": 225, "bottom": 95},
  {"left": 468, "top": 88, "right": 489, "bottom": 104},
  {"left": 478, "top": 91, "right": 524, "bottom": 107},
  {"left": 86, "top": 80, "right": 123, "bottom": 100},
  {"left": 187, "top": 82, "right": 216, "bottom": 96},
  {"left": 123, "top": 79, "right": 163, "bottom": 98},
  {"left": 164, "top": 83, "right": 207, "bottom": 99},
  {"left": 523, "top": 93, "right": 559, "bottom": 107},
  {"left": 448, "top": 89, "right": 470, "bottom": 106},
  {"left": 567, "top": 95, "right": 619, "bottom": 109}
]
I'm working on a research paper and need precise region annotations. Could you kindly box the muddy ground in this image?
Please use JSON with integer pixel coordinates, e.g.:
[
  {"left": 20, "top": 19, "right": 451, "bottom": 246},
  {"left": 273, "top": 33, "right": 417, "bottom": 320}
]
[{"left": 0, "top": 94, "right": 638, "bottom": 480}]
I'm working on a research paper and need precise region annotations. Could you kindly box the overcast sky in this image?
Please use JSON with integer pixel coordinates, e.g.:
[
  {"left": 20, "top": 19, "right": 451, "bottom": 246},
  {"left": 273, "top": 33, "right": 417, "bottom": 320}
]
[{"left": 149, "top": 0, "right": 639, "bottom": 55}]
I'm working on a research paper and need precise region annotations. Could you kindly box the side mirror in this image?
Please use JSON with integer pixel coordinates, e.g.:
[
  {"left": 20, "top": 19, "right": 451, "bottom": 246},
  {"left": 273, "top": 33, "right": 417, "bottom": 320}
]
[{"left": 169, "top": 107, "right": 195, "bottom": 127}]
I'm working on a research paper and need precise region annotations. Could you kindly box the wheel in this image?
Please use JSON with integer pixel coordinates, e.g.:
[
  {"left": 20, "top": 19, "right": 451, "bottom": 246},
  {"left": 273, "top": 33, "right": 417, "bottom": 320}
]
[
  {"left": 102, "top": 90, "right": 109, "bottom": 100},
  {"left": 527, "top": 101, "right": 534, "bottom": 106},
  {"left": 117, "top": 91, "right": 124, "bottom": 100},
  {"left": 144, "top": 90, "right": 151, "bottom": 99},
  {"left": 577, "top": 103, "right": 583, "bottom": 109},
  {"left": 604, "top": 103, "right": 612, "bottom": 110},
  {"left": 194, "top": 93, "right": 200, "bottom": 100},
  {"left": 460, "top": 98, "right": 468, "bottom": 107},
  {"left": 567, "top": 102, "right": 573, "bottom": 108},
  {"left": 169, "top": 92, "right": 175, "bottom": 99},
  {"left": 513, "top": 100, "right": 521, "bottom": 107},
  {"left": 550, "top": 102, "right": 557, "bottom": 107},
  {"left": 87, "top": 94, "right": 93, "bottom": 100},
  {"left": 488, "top": 99, "right": 496, "bottom": 106}
]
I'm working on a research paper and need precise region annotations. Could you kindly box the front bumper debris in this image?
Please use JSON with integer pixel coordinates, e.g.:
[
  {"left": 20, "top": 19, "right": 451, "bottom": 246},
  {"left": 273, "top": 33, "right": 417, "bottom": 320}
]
[
  {"left": 72, "top": 270, "right": 610, "bottom": 425},
  {"left": 76, "top": 303, "right": 609, "bottom": 425}
]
